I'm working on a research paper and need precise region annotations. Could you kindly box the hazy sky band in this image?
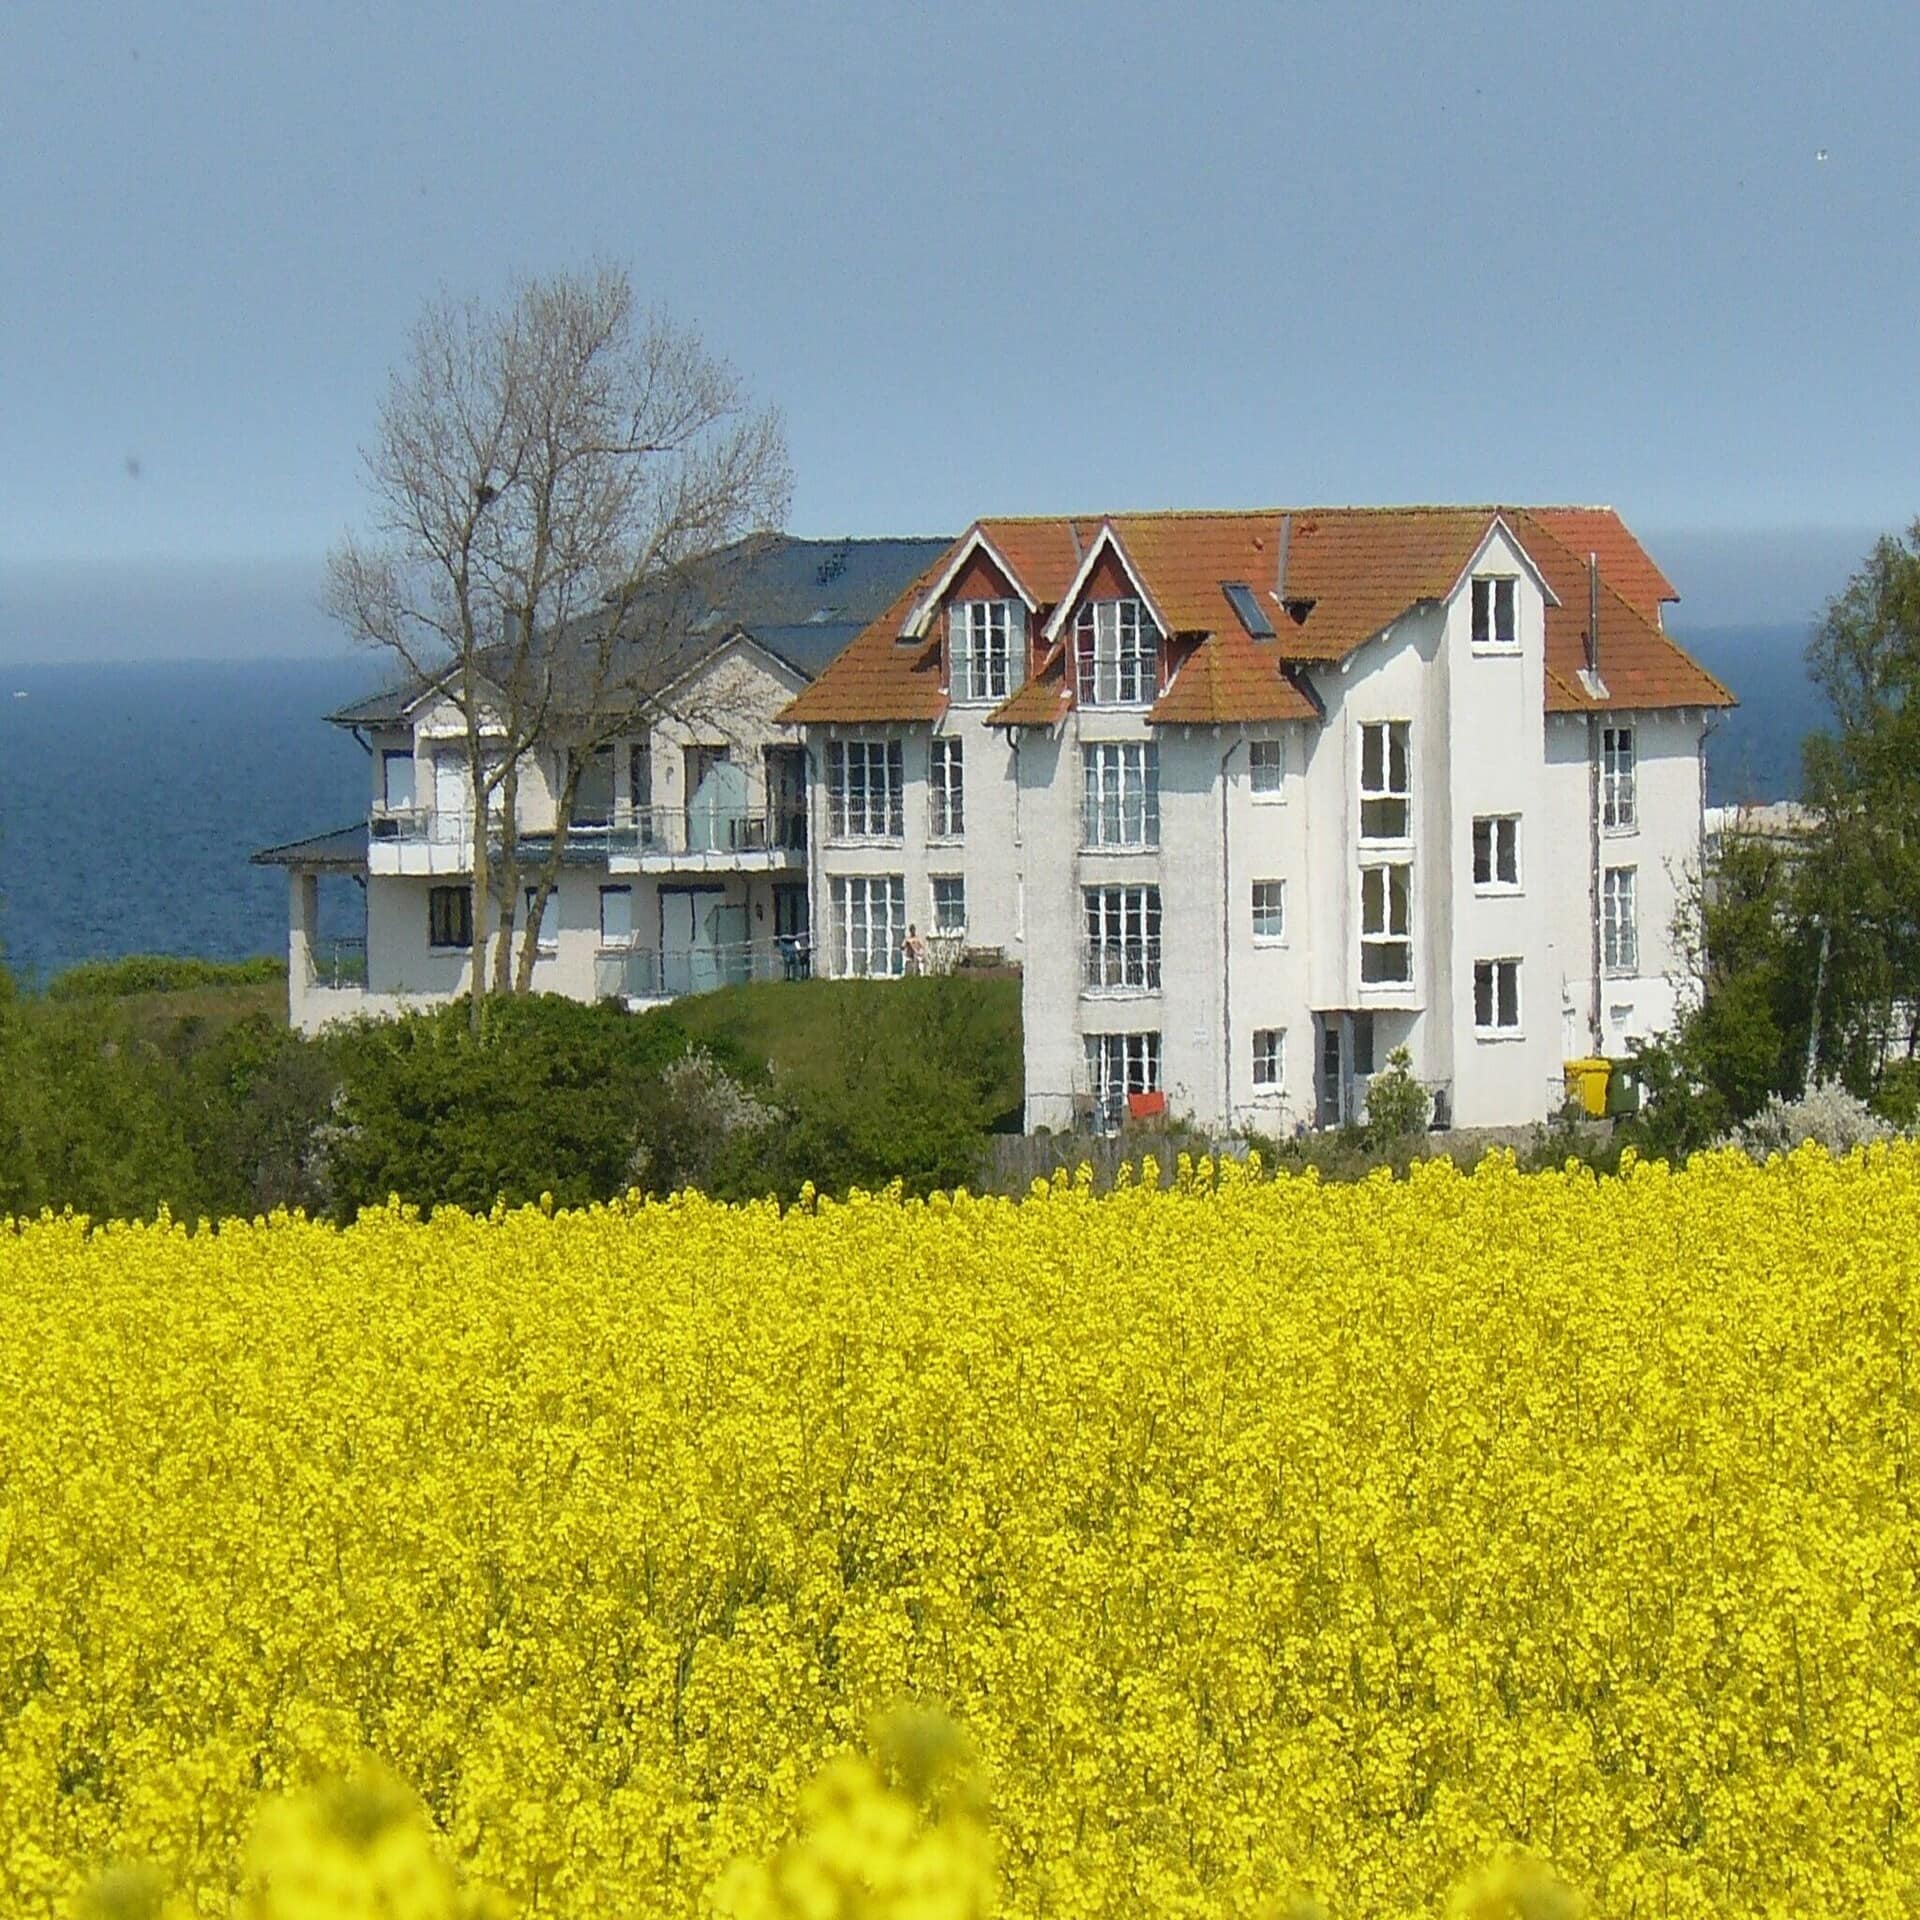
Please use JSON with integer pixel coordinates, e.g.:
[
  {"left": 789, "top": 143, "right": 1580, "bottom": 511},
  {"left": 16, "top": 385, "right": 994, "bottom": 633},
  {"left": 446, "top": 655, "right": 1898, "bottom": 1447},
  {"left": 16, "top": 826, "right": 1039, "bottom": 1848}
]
[{"left": 3, "top": 1, "right": 1916, "bottom": 599}]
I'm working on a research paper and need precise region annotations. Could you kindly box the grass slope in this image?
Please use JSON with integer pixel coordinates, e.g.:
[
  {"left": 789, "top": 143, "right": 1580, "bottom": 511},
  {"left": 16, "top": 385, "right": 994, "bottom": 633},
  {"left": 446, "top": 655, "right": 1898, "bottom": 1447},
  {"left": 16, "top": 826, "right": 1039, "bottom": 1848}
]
[{"left": 664, "top": 975, "right": 1024, "bottom": 1119}]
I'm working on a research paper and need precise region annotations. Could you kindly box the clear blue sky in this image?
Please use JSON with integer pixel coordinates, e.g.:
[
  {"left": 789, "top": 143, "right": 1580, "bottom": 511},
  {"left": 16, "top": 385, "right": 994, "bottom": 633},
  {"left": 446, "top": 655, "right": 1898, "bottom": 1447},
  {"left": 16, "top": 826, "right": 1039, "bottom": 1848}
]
[{"left": 3, "top": 0, "right": 1917, "bottom": 650}]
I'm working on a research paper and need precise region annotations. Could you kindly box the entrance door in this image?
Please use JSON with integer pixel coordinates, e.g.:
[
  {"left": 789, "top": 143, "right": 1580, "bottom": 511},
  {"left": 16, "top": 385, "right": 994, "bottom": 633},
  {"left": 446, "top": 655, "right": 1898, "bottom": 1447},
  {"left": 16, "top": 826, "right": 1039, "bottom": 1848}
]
[
  {"left": 432, "top": 750, "right": 466, "bottom": 844},
  {"left": 766, "top": 746, "right": 807, "bottom": 848},
  {"left": 774, "top": 883, "right": 809, "bottom": 978},
  {"left": 660, "top": 887, "right": 747, "bottom": 995}
]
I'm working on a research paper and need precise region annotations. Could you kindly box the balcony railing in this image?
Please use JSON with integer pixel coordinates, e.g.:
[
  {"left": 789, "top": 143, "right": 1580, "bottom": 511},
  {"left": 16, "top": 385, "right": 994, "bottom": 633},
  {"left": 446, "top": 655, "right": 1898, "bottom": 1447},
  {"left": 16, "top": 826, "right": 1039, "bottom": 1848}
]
[
  {"left": 594, "top": 936, "right": 812, "bottom": 1001},
  {"left": 1081, "top": 937, "right": 1162, "bottom": 993},
  {"left": 370, "top": 804, "right": 806, "bottom": 860},
  {"left": 305, "top": 935, "right": 367, "bottom": 989}
]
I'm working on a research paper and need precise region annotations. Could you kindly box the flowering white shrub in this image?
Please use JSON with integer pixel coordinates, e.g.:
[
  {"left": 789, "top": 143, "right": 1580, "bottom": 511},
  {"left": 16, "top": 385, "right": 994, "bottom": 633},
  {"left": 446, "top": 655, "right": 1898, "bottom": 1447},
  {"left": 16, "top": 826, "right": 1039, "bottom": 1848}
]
[{"left": 1723, "top": 1078, "right": 1895, "bottom": 1162}]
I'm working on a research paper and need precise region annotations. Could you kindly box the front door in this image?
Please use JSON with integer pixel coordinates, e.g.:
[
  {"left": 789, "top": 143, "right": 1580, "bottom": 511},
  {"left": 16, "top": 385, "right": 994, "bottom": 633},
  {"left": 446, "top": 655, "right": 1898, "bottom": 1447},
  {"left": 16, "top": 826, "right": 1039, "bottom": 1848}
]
[
  {"left": 660, "top": 887, "right": 748, "bottom": 995},
  {"left": 774, "top": 883, "right": 809, "bottom": 978},
  {"left": 766, "top": 746, "right": 807, "bottom": 848}
]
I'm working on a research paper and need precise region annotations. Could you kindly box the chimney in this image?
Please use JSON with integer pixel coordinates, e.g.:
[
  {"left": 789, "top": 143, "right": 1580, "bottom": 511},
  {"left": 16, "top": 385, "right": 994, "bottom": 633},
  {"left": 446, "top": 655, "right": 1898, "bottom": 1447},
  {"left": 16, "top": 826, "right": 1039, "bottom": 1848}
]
[
  {"left": 1274, "top": 514, "right": 1293, "bottom": 605},
  {"left": 1586, "top": 553, "right": 1600, "bottom": 678}
]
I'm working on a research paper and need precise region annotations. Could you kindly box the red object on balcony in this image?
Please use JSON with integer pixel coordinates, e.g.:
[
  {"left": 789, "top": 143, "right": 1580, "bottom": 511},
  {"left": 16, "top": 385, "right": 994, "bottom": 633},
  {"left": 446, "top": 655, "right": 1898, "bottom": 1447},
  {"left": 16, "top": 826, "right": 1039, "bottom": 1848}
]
[{"left": 1127, "top": 1090, "right": 1167, "bottom": 1120}]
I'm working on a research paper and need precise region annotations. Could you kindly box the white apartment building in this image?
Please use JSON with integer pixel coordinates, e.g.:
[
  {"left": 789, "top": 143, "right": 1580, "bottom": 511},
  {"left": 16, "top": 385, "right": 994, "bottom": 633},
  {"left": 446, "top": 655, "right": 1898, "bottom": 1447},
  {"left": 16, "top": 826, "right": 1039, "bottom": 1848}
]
[
  {"left": 782, "top": 507, "right": 1733, "bottom": 1133},
  {"left": 255, "top": 536, "right": 948, "bottom": 1034}
]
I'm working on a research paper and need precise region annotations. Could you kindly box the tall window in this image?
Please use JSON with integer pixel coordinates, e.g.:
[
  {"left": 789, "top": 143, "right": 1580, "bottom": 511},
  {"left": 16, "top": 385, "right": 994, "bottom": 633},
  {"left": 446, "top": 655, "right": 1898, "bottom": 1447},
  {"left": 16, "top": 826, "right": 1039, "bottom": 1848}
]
[
  {"left": 950, "top": 600, "right": 1021, "bottom": 702},
  {"left": 428, "top": 885, "right": 472, "bottom": 951},
  {"left": 1472, "top": 815, "right": 1521, "bottom": 890},
  {"left": 827, "top": 739, "right": 904, "bottom": 839},
  {"left": 380, "top": 749, "right": 415, "bottom": 812},
  {"left": 1075, "top": 599, "right": 1156, "bottom": 706},
  {"left": 1474, "top": 958, "right": 1521, "bottom": 1033},
  {"left": 1082, "top": 742, "right": 1160, "bottom": 847},
  {"left": 1251, "top": 880, "right": 1286, "bottom": 942},
  {"left": 598, "top": 885, "right": 633, "bottom": 946},
  {"left": 1472, "top": 576, "right": 1519, "bottom": 650},
  {"left": 1249, "top": 738, "right": 1285, "bottom": 794},
  {"left": 1086, "top": 1032, "right": 1162, "bottom": 1114},
  {"left": 573, "top": 745, "right": 615, "bottom": 826},
  {"left": 1253, "top": 1028, "right": 1285, "bottom": 1088},
  {"left": 831, "top": 874, "right": 907, "bottom": 977},
  {"left": 1603, "top": 725, "right": 1636, "bottom": 830},
  {"left": 931, "top": 874, "right": 966, "bottom": 932},
  {"left": 929, "top": 737, "right": 964, "bottom": 839},
  {"left": 1360, "top": 863, "right": 1412, "bottom": 984},
  {"left": 1359, "top": 721, "right": 1411, "bottom": 840},
  {"left": 522, "top": 886, "right": 559, "bottom": 952},
  {"left": 629, "top": 744, "right": 655, "bottom": 843},
  {"left": 1084, "top": 886, "right": 1161, "bottom": 991},
  {"left": 1604, "top": 866, "right": 1639, "bottom": 973}
]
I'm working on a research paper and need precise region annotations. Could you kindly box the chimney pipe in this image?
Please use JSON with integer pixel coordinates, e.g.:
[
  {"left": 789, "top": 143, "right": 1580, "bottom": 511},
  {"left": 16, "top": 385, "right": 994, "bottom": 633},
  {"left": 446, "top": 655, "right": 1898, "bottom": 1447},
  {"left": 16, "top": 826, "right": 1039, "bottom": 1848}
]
[
  {"left": 1586, "top": 552, "right": 1600, "bottom": 678},
  {"left": 1275, "top": 514, "right": 1293, "bottom": 604}
]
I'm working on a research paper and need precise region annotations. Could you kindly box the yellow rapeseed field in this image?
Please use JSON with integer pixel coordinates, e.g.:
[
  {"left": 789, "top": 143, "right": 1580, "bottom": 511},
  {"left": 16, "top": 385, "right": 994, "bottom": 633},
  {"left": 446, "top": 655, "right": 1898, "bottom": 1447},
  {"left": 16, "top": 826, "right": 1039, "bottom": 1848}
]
[{"left": 3, "top": 1147, "right": 1917, "bottom": 1917}]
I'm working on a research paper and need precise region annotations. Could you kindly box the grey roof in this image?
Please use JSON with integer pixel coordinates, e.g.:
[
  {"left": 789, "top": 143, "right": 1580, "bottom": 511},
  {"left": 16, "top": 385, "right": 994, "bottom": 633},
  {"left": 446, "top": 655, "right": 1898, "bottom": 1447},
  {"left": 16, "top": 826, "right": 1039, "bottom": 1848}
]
[
  {"left": 251, "top": 822, "right": 370, "bottom": 871},
  {"left": 324, "top": 533, "right": 951, "bottom": 727}
]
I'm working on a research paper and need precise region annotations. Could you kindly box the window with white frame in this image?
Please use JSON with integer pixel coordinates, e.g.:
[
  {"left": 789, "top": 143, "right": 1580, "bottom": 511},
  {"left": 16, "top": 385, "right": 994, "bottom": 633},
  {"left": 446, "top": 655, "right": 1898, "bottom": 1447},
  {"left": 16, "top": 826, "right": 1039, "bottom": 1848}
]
[
  {"left": 830, "top": 874, "right": 907, "bottom": 977},
  {"left": 522, "top": 886, "right": 559, "bottom": 952},
  {"left": 929, "top": 737, "right": 964, "bottom": 839},
  {"left": 1472, "top": 815, "right": 1521, "bottom": 890},
  {"left": 1359, "top": 721, "right": 1411, "bottom": 840},
  {"left": 1249, "top": 737, "right": 1285, "bottom": 794},
  {"left": 1360, "top": 862, "right": 1412, "bottom": 984},
  {"left": 1474, "top": 958, "right": 1521, "bottom": 1034},
  {"left": 1603, "top": 725, "right": 1637, "bottom": 830},
  {"left": 931, "top": 874, "right": 966, "bottom": 933},
  {"left": 1252, "top": 1028, "right": 1285, "bottom": 1088},
  {"left": 826, "top": 739, "right": 904, "bottom": 839},
  {"left": 1084, "top": 885, "right": 1161, "bottom": 991},
  {"left": 1085, "top": 1031, "right": 1161, "bottom": 1114},
  {"left": 1081, "top": 742, "right": 1160, "bottom": 847},
  {"left": 1604, "top": 866, "right": 1639, "bottom": 973},
  {"left": 949, "top": 599, "right": 1022, "bottom": 703},
  {"left": 1075, "top": 599, "right": 1157, "bottom": 706},
  {"left": 1251, "top": 879, "right": 1286, "bottom": 942},
  {"left": 1472, "top": 575, "right": 1519, "bottom": 651}
]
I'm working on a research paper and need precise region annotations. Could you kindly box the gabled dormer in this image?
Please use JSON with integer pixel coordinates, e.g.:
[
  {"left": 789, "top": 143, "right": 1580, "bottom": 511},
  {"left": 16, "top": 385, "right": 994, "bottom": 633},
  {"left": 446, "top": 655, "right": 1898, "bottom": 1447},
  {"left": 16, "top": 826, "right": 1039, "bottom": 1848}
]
[
  {"left": 1041, "top": 522, "right": 1171, "bottom": 709},
  {"left": 900, "top": 524, "right": 1039, "bottom": 706}
]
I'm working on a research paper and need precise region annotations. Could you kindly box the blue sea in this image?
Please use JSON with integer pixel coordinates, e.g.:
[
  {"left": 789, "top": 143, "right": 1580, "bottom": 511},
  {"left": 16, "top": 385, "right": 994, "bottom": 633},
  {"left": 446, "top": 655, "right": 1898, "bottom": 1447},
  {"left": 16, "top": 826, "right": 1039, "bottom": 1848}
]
[
  {"left": 0, "top": 635, "right": 1821, "bottom": 987},
  {"left": 0, "top": 657, "right": 380, "bottom": 986}
]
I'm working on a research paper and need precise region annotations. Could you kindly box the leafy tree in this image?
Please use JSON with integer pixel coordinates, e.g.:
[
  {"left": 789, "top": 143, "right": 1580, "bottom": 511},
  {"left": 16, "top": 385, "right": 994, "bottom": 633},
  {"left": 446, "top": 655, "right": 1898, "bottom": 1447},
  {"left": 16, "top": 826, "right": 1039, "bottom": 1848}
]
[{"left": 1800, "top": 519, "right": 1920, "bottom": 1080}]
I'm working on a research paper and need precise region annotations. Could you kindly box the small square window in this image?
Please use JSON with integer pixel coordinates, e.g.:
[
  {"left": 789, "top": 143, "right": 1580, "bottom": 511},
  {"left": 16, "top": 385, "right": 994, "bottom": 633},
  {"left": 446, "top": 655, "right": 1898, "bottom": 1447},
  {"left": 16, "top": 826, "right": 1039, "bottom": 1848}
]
[
  {"left": 1472, "top": 576, "right": 1519, "bottom": 650},
  {"left": 1253, "top": 1028, "right": 1285, "bottom": 1088},
  {"left": 1249, "top": 738, "right": 1285, "bottom": 794},
  {"left": 1472, "top": 815, "right": 1521, "bottom": 890},
  {"left": 1251, "top": 880, "right": 1286, "bottom": 942},
  {"left": 1473, "top": 958, "right": 1521, "bottom": 1034}
]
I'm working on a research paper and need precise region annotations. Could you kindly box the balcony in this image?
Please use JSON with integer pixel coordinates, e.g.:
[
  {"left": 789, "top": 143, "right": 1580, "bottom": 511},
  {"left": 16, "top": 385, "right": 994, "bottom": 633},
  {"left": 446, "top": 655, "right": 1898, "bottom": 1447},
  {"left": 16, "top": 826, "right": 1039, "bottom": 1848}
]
[
  {"left": 593, "top": 936, "right": 812, "bottom": 1003},
  {"left": 305, "top": 934, "right": 367, "bottom": 989},
  {"left": 1081, "top": 937, "right": 1162, "bottom": 995},
  {"left": 366, "top": 804, "right": 807, "bottom": 877}
]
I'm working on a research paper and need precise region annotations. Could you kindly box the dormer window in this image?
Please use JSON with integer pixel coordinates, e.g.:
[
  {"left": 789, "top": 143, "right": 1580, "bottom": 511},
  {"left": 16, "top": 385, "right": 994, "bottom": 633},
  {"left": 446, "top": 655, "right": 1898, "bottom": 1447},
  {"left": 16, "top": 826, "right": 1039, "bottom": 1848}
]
[
  {"left": 1075, "top": 598, "right": 1156, "bottom": 706},
  {"left": 949, "top": 599, "right": 1022, "bottom": 703},
  {"left": 1472, "top": 576, "right": 1519, "bottom": 651}
]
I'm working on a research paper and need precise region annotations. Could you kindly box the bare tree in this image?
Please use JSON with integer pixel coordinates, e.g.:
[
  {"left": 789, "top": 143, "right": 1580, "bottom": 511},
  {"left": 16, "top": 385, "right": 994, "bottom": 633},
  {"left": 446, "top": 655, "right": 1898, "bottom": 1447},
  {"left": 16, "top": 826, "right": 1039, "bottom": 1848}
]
[{"left": 326, "top": 266, "right": 790, "bottom": 1029}]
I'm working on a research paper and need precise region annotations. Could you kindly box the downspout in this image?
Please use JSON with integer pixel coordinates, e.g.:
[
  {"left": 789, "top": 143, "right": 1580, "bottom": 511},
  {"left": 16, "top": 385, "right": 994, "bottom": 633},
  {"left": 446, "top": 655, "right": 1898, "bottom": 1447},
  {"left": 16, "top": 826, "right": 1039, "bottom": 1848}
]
[
  {"left": 1220, "top": 736, "right": 1242, "bottom": 1131},
  {"left": 1586, "top": 555, "right": 1604, "bottom": 1052}
]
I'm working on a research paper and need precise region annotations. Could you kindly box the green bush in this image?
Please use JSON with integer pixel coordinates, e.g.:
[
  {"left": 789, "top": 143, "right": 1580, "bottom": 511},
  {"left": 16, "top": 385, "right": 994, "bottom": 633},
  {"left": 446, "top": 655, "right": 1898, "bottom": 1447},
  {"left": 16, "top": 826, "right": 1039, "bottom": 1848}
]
[
  {"left": 317, "top": 995, "right": 712, "bottom": 1219},
  {"left": 44, "top": 954, "right": 287, "bottom": 999},
  {"left": 1363, "top": 1047, "right": 1429, "bottom": 1149}
]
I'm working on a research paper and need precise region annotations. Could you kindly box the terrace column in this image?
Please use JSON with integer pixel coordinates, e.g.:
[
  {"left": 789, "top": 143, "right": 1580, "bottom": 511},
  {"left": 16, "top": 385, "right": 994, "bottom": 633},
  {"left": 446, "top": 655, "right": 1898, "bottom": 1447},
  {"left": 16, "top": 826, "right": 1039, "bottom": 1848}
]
[{"left": 288, "top": 870, "right": 318, "bottom": 1030}]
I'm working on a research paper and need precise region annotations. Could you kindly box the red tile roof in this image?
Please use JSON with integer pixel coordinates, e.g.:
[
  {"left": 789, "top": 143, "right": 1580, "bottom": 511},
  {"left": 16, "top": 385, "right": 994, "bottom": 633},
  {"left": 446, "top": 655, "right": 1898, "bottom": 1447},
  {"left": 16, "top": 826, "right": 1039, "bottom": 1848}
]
[{"left": 780, "top": 506, "right": 1731, "bottom": 728}]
